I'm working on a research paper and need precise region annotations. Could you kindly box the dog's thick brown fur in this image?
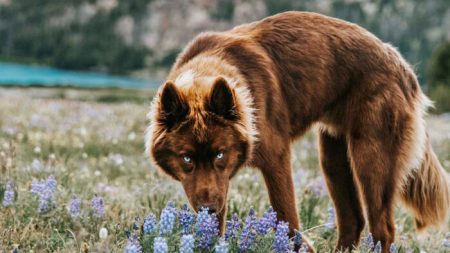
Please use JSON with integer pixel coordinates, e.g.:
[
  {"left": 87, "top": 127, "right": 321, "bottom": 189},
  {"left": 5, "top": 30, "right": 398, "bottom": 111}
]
[{"left": 147, "top": 11, "right": 450, "bottom": 252}]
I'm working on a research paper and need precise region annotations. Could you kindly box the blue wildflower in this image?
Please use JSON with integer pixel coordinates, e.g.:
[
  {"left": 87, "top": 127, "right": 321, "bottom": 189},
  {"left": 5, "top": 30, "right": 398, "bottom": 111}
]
[
  {"left": 442, "top": 232, "right": 450, "bottom": 248},
  {"left": 46, "top": 175, "right": 57, "bottom": 192},
  {"left": 390, "top": 243, "right": 396, "bottom": 253},
  {"left": 239, "top": 208, "right": 258, "bottom": 251},
  {"left": 294, "top": 230, "right": 302, "bottom": 246},
  {"left": 124, "top": 234, "right": 142, "bottom": 253},
  {"left": 30, "top": 177, "right": 57, "bottom": 213},
  {"left": 180, "top": 234, "right": 195, "bottom": 253},
  {"left": 374, "top": 241, "right": 382, "bottom": 253},
  {"left": 195, "top": 207, "right": 219, "bottom": 250},
  {"left": 68, "top": 196, "right": 81, "bottom": 218},
  {"left": 362, "top": 233, "right": 374, "bottom": 249},
  {"left": 38, "top": 187, "right": 54, "bottom": 213},
  {"left": 299, "top": 243, "right": 309, "bottom": 253},
  {"left": 272, "top": 221, "right": 291, "bottom": 253},
  {"left": 178, "top": 204, "right": 195, "bottom": 234},
  {"left": 153, "top": 237, "right": 168, "bottom": 253},
  {"left": 256, "top": 207, "right": 277, "bottom": 234},
  {"left": 91, "top": 194, "right": 105, "bottom": 218},
  {"left": 325, "top": 207, "right": 336, "bottom": 229},
  {"left": 31, "top": 179, "right": 45, "bottom": 195},
  {"left": 225, "top": 213, "right": 240, "bottom": 241},
  {"left": 215, "top": 238, "right": 229, "bottom": 253},
  {"left": 2, "top": 180, "right": 14, "bottom": 207},
  {"left": 143, "top": 213, "right": 157, "bottom": 234},
  {"left": 159, "top": 201, "right": 177, "bottom": 235}
]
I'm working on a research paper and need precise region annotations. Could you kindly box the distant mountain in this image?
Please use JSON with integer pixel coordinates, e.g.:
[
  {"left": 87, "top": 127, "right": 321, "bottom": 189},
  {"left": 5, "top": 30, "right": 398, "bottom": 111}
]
[{"left": 1, "top": 0, "right": 449, "bottom": 82}]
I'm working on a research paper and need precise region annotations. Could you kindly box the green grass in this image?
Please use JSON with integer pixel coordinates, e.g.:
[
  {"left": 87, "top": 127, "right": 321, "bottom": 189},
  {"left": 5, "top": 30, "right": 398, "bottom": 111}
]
[{"left": 0, "top": 87, "right": 449, "bottom": 252}]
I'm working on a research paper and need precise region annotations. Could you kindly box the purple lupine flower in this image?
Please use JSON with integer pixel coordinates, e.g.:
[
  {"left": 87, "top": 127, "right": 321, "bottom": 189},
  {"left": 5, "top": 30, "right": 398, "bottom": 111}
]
[
  {"left": 180, "top": 234, "right": 195, "bottom": 253},
  {"left": 390, "top": 243, "right": 396, "bottom": 253},
  {"left": 153, "top": 237, "right": 168, "bottom": 253},
  {"left": 38, "top": 187, "right": 54, "bottom": 213},
  {"left": 239, "top": 208, "right": 258, "bottom": 251},
  {"left": 178, "top": 204, "right": 195, "bottom": 234},
  {"left": 46, "top": 175, "right": 57, "bottom": 192},
  {"left": 124, "top": 234, "right": 142, "bottom": 253},
  {"left": 195, "top": 207, "right": 219, "bottom": 250},
  {"left": 159, "top": 201, "right": 177, "bottom": 235},
  {"left": 225, "top": 213, "right": 240, "bottom": 241},
  {"left": 362, "top": 233, "right": 374, "bottom": 249},
  {"left": 272, "top": 221, "right": 291, "bottom": 253},
  {"left": 299, "top": 243, "right": 309, "bottom": 253},
  {"left": 143, "top": 213, "right": 157, "bottom": 234},
  {"left": 325, "top": 207, "right": 336, "bottom": 229},
  {"left": 30, "top": 176, "right": 57, "bottom": 213},
  {"left": 2, "top": 180, "right": 14, "bottom": 207},
  {"left": 374, "top": 241, "right": 382, "bottom": 253},
  {"left": 91, "top": 194, "right": 105, "bottom": 218},
  {"left": 215, "top": 238, "right": 229, "bottom": 253},
  {"left": 31, "top": 177, "right": 57, "bottom": 195},
  {"left": 294, "top": 230, "right": 302, "bottom": 246},
  {"left": 442, "top": 232, "right": 450, "bottom": 248},
  {"left": 68, "top": 197, "right": 81, "bottom": 218},
  {"left": 31, "top": 179, "right": 45, "bottom": 195},
  {"left": 256, "top": 207, "right": 277, "bottom": 234}
]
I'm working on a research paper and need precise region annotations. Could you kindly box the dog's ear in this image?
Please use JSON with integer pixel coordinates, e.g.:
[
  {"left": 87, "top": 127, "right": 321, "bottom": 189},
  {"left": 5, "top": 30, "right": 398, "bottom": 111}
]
[
  {"left": 158, "top": 81, "right": 188, "bottom": 128},
  {"left": 208, "top": 77, "right": 237, "bottom": 120}
]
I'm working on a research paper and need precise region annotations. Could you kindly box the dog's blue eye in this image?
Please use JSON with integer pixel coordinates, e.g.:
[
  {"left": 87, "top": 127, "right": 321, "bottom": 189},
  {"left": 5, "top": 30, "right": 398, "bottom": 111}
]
[
  {"left": 183, "top": 155, "right": 192, "bottom": 163},
  {"left": 216, "top": 152, "right": 224, "bottom": 160}
]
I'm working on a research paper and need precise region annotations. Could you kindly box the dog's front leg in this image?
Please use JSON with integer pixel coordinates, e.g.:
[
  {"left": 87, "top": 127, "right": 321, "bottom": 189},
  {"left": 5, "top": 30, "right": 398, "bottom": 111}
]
[
  {"left": 260, "top": 159, "right": 299, "bottom": 231},
  {"left": 258, "top": 153, "right": 315, "bottom": 252}
]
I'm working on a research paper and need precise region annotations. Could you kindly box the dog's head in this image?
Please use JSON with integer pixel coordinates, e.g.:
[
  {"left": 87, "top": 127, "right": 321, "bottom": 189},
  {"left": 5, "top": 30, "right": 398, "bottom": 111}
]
[{"left": 146, "top": 72, "right": 256, "bottom": 214}]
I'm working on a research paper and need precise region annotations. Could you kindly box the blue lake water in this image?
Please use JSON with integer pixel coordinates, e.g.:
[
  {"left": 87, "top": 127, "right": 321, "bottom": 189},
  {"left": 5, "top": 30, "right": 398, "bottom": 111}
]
[{"left": 0, "top": 62, "right": 160, "bottom": 89}]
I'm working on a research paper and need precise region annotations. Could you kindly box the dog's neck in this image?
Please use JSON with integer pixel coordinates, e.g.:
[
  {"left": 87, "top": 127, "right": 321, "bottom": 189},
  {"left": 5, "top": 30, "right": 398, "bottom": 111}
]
[{"left": 169, "top": 55, "right": 243, "bottom": 86}]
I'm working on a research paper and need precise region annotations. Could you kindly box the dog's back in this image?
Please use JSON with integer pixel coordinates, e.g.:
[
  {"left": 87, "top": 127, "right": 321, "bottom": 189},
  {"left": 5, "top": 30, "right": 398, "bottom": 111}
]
[{"left": 171, "top": 11, "right": 424, "bottom": 137}]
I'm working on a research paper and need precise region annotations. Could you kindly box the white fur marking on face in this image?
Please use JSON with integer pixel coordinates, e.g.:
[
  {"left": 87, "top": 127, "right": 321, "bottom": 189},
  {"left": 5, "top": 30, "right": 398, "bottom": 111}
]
[{"left": 175, "top": 69, "right": 196, "bottom": 88}]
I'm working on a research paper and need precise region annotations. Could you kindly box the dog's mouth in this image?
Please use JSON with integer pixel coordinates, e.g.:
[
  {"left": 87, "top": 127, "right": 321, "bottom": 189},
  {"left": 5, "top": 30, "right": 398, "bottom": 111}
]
[{"left": 196, "top": 203, "right": 223, "bottom": 215}]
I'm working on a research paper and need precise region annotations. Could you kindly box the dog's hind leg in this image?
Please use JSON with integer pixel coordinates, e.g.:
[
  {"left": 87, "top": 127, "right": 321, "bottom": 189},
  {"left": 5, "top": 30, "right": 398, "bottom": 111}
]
[
  {"left": 319, "top": 131, "right": 365, "bottom": 252},
  {"left": 347, "top": 126, "right": 401, "bottom": 253}
]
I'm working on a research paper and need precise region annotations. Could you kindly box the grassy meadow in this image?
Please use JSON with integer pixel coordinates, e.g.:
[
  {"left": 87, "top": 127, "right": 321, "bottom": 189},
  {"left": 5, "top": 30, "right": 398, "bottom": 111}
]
[{"left": 0, "top": 87, "right": 449, "bottom": 252}]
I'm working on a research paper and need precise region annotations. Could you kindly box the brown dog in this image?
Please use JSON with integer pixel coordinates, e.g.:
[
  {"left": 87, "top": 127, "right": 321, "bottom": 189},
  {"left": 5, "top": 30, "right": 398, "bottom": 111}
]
[{"left": 146, "top": 11, "right": 450, "bottom": 252}]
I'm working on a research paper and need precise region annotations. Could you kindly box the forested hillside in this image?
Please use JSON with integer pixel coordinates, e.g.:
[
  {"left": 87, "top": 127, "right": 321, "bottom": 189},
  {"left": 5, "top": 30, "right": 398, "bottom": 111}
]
[{"left": 1, "top": 0, "right": 449, "bottom": 84}]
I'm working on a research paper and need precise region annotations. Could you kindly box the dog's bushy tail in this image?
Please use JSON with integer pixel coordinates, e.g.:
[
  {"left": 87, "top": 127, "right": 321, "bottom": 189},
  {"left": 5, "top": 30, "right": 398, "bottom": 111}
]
[{"left": 401, "top": 139, "right": 450, "bottom": 230}]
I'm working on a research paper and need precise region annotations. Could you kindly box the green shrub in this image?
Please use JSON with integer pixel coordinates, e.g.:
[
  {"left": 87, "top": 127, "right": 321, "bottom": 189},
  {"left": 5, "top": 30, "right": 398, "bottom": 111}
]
[
  {"left": 428, "top": 42, "right": 450, "bottom": 90},
  {"left": 154, "top": 49, "right": 181, "bottom": 68},
  {"left": 429, "top": 85, "right": 450, "bottom": 113},
  {"left": 427, "top": 42, "right": 450, "bottom": 113},
  {"left": 264, "top": 0, "right": 295, "bottom": 15},
  {"left": 211, "top": 0, "right": 235, "bottom": 21}
]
